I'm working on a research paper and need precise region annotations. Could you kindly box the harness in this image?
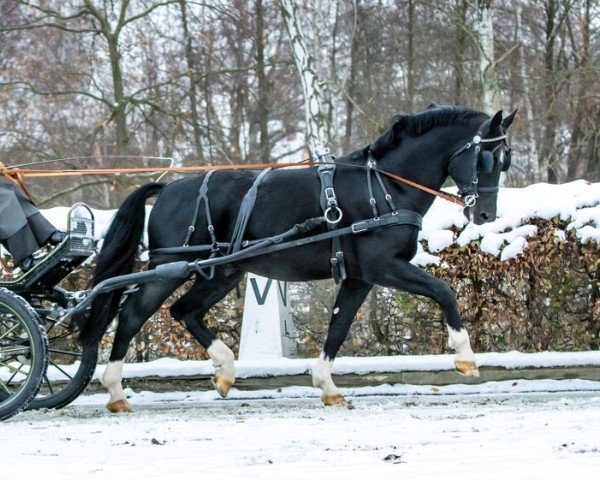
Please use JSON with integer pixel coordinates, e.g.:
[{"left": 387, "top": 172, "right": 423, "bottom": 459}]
[
  {"left": 315, "top": 147, "right": 346, "bottom": 282},
  {"left": 447, "top": 118, "right": 509, "bottom": 208},
  {"left": 172, "top": 149, "right": 423, "bottom": 283}
]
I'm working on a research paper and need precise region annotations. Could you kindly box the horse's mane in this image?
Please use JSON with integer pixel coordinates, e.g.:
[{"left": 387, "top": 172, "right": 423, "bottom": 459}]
[{"left": 368, "top": 105, "right": 488, "bottom": 158}]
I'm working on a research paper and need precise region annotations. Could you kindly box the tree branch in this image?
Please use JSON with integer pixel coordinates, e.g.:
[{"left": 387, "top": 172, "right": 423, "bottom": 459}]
[{"left": 0, "top": 80, "right": 111, "bottom": 106}]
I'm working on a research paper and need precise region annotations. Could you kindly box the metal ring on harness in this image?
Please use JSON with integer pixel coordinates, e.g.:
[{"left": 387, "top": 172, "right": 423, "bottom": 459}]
[
  {"left": 324, "top": 206, "right": 343, "bottom": 224},
  {"left": 463, "top": 194, "right": 478, "bottom": 208}
]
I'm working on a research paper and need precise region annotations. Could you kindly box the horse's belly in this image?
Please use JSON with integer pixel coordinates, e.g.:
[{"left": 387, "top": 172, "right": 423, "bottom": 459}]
[{"left": 239, "top": 243, "right": 332, "bottom": 282}]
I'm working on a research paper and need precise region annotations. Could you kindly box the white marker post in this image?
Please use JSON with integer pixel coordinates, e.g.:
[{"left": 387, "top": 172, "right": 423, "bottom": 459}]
[{"left": 238, "top": 273, "right": 298, "bottom": 360}]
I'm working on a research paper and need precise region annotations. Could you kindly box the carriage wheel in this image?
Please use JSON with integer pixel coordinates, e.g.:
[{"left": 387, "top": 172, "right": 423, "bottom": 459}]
[
  {"left": 0, "top": 288, "right": 48, "bottom": 421},
  {"left": 28, "top": 317, "right": 97, "bottom": 411}
]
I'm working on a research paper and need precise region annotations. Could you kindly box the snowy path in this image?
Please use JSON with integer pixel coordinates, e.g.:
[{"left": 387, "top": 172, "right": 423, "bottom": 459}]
[{"left": 2, "top": 384, "right": 599, "bottom": 479}]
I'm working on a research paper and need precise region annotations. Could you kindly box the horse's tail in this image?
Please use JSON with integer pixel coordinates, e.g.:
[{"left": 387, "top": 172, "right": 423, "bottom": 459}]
[{"left": 78, "top": 183, "right": 164, "bottom": 346}]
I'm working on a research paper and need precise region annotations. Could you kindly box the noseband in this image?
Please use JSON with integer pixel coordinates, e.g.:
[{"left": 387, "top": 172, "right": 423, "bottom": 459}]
[{"left": 448, "top": 119, "right": 508, "bottom": 208}]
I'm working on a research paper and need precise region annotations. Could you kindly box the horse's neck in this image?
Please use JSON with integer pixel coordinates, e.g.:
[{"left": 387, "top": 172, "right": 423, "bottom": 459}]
[{"left": 378, "top": 126, "right": 468, "bottom": 213}]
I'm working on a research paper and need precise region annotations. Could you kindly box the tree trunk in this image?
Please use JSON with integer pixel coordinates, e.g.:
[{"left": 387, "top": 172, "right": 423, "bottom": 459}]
[
  {"left": 454, "top": 0, "right": 467, "bottom": 105},
  {"left": 254, "top": 0, "right": 271, "bottom": 163},
  {"left": 540, "top": 0, "right": 559, "bottom": 183},
  {"left": 179, "top": 0, "right": 205, "bottom": 163},
  {"left": 107, "top": 34, "right": 129, "bottom": 155},
  {"left": 566, "top": 0, "right": 590, "bottom": 181},
  {"left": 516, "top": 3, "right": 537, "bottom": 181},
  {"left": 326, "top": 1, "right": 340, "bottom": 148},
  {"left": 406, "top": 0, "right": 415, "bottom": 111},
  {"left": 343, "top": 0, "right": 360, "bottom": 152},
  {"left": 475, "top": 0, "right": 501, "bottom": 113},
  {"left": 280, "top": 0, "right": 329, "bottom": 155}
]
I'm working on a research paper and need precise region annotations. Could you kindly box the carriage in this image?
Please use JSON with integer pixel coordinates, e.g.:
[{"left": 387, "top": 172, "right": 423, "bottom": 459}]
[{"left": 0, "top": 204, "right": 97, "bottom": 420}]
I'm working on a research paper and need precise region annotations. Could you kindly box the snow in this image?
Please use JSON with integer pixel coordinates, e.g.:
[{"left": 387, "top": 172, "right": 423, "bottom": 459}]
[
  {"left": 3, "top": 385, "right": 599, "bottom": 479},
  {"left": 71, "top": 379, "right": 600, "bottom": 406},
  {"left": 500, "top": 236, "right": 528, "bottom": 261},
  {"left": 11, "top": 350, "right": 599, "bottom": 385},
  {"left": 426, "top": 229, "right": 454, "bottom": 252},
  {"left": 37, "top": 351, "right": 598, "bottom": 383},
  {"left": 576, "top": 225, "right": 600, "bottom": 244},
  {"left": 416, "top": 180, "right": 600, "bottom": 266}
]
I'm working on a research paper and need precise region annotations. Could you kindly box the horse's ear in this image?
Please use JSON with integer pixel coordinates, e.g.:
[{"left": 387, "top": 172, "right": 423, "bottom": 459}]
[
  {"left": 427, "top": 103, "right": 440, "bottom": 110},
  {"left": 489, "top": 110, "right": 503, "bottom": 133},
  {"left": 502, "top": 108, "right": 518, "bottom": 129}
]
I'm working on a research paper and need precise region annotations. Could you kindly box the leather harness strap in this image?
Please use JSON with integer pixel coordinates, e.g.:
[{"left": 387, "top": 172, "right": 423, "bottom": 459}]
[
  {"left": 317, "top": 162, "right": 346, "bottom": 283},
  {"left": 228, "top": 168, "right": 272, "bottom": 255}
]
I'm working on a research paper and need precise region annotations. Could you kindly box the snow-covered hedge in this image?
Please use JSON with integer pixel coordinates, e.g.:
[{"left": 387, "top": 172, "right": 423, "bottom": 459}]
[{"left": 402, "top": 180, "right": 599, "bottom": 353}]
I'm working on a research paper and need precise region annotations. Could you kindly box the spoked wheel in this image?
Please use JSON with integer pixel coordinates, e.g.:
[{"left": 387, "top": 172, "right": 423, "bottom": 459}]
[
  {"left": 28, "top": 316, "right": 97, "bottom": 410},
  {"left": 0, "top": 288, "right": 48, "bottom": 421}
]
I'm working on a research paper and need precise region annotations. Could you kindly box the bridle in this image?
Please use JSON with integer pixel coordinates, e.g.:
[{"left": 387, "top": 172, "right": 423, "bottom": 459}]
[{"left": 447, "top": 118, "right": 510, "bottom": 208}]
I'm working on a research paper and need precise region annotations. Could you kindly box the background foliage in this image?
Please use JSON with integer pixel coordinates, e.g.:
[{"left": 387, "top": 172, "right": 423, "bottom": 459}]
[{"left": 1, "top": 0, "right": 598, "bottom": 208}]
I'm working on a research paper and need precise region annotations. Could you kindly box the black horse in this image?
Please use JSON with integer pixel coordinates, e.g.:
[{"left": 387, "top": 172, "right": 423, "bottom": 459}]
[{"left": 79, "top": 105, "right": 516, "bottom": 412}]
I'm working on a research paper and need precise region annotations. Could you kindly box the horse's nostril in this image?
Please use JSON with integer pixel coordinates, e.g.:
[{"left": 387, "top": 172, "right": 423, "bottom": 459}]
[{"left": 480, "top": 212, "right": 490, "bottom": 220}]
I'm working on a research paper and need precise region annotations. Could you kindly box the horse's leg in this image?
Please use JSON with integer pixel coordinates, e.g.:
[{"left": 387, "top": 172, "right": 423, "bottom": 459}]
[
  {"left": 313, "top": 278, "right": 372, "bottom": 408},
  {"left": 368, "top": 258, "right": 479, "bottom": 376},
  {"left": 102, "top": 278, "right": 183, "bottom": 413},
  {"left": 170, "top": 271, "right": 244, "bottom": 398}
]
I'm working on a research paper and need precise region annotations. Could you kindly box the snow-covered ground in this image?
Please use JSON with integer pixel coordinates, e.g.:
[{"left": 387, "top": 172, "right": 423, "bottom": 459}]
[
  {"left": 27, "top": 350, "right": 600, "bottom": 384},
  {"left": 3, "top": 381, "right": 599, "bottom": 479}
]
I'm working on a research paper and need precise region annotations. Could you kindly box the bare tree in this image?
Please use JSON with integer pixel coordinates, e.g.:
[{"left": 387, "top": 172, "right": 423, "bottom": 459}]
[
  {"left": 280, "top": 0, "right": 330, "bottom": 154},
  {"left": 475, "top": 0, "right": 501, "bottom": 112}
]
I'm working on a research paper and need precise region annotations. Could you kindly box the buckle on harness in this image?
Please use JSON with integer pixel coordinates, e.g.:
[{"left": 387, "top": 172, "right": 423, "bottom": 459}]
[
  {"left": 325, "top": 187, "right": 337, "bottom": 206},
  {"left": 351, "top": 221, "right": 368, "bottom": 233},
  {"left": 330, "top": 251, "right": 346, "bottom": 284}
]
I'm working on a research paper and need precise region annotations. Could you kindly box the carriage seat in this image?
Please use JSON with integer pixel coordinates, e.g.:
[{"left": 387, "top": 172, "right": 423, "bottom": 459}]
[{"left": 0, "top": 203, "right": 96, "bottom": 295}]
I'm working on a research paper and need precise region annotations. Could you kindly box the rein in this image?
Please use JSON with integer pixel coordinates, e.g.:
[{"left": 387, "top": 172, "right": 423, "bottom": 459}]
[{"left": 1, "top": 161, "right": 465, "bottom": 207}]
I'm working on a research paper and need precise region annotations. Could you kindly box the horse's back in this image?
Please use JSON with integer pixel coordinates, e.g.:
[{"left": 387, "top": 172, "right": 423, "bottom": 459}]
[{"left": 147, "top": 168, "right": 322, "bottom": 250}]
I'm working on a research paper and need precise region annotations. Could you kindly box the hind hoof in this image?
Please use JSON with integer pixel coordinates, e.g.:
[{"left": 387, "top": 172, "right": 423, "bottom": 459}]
[
  {"left": 106, "top": 399, "right": 133, "bottom": 413},
  {"left": 455, "top": 360, "right": 480, "bottom": 377},
  {"left": 213, "top": 375, "right": 234, "bottom": 398},
  {"left": 322, "top": 394, "right": 354, "bottom": 409}
]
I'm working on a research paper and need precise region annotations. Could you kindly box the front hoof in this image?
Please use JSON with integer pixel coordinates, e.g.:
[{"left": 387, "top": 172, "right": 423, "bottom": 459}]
[
  {"left": 321, "top": 394, "right": 354, "bottom": 409},
  {"left": 106, "top": 399, "right": 133, "bottom": 413},
  {"left": 455, "top": 360, "right": 480, "bottom": 377},
  {"left": 213, "top": 375, "right": 234, "bottom": 398}
]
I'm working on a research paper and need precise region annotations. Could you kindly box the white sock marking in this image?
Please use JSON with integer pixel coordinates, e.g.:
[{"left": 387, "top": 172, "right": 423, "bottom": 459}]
[
  {"left": 101, "top": 360, "right": 126, "bottom": 404},
  {"left": 312, "top": 352, "right": 341, "bottom": 397},
  {"left": 207, "top": 339, "right": 235, "bottom": 383},
  {"left": 447, "top": 327, "right": 475, "bottom": 362}
]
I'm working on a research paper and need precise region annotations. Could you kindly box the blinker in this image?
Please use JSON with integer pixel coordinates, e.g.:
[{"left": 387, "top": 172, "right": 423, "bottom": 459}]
[
  {"left": 478, "top": 151, "right": 494, "bottom": 174},
  {"left": 501, "top": 147, "right": 512, "bottom": 172}
]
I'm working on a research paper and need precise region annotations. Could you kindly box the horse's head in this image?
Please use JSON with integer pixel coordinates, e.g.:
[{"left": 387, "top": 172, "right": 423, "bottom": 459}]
[{"left": 447, "top": 109, "right": 517, "bottom": 225}]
